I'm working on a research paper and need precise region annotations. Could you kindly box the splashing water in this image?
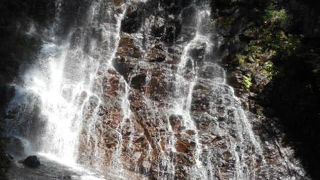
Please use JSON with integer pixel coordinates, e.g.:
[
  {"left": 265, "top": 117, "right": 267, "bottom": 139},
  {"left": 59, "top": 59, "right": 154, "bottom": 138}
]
[{"left": 6, "top": 0, "right": 127, "bottom": 176}]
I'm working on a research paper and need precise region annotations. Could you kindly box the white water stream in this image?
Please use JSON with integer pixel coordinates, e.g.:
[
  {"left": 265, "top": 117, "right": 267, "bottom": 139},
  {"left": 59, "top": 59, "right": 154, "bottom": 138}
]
[{"left": 6, "top": 0, "right": 128, "bottom": 179}]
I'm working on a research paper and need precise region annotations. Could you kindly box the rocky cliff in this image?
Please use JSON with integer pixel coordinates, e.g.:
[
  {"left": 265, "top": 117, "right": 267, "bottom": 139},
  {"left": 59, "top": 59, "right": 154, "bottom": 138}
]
[{"left": 0, "top": 0, "right": 318, "bottom": 179}]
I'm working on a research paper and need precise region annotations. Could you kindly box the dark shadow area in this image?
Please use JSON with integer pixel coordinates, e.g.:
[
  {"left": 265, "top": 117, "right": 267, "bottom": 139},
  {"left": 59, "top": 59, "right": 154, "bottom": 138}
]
[
  {"left": 260, "top": 45, "right": 320, "bottom": 179},
  {"left": 259, "top": 1, "right": 320, "bottom": 179},
  {"left": 0, "top": 0, "right": 94, "bottom": 123},
  {"left": 215, "top": 0, "right": 320, "bottom": 179},
  {"left": 0, "top": 0, "right": 55, "bottom": 178},
  {"left": 0, "top": 0, "right": 56, "bottom": 108}
]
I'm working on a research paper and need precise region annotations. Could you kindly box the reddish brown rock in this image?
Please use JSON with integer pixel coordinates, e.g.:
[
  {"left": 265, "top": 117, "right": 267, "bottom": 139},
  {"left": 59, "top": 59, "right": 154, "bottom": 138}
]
[
  {"left": 145, "top": 44, "right": 167, "bottom": 62},
  {"left": 103, "top": 70, "right": 122, "bottom": 98},
  {"left": 169, "top": 115, "right": 183, "bottom": 132},
  {"left": 175, "top": 139, "right": 195, "bottom": 154},
  {"left": 117, "top": 34, "right": 142, "bottom": 59},
  {"left": 113, "top": 0, "right": 124, "bottom": 7}
]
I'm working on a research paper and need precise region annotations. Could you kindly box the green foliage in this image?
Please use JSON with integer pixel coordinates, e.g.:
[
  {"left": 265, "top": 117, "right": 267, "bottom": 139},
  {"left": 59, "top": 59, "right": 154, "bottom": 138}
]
[
  {"left": 264, "top": 8, "right": 288, "bottom": 25},
  {"left": 236, "top": 54, "right": 246, "bottom": 65},
  {"left": 216, "top": 16, "right": 236, "bottom": 32},
  {"left": 261, "top": 6, "right": 300, "bottom": 56},
  {"left": 262, "top": 61, "right": 276, "bottom": 79},
  {"left": 232, "top": 1, "right": 301, "bottom": 89},
  {"left": 261, "top": 30, "right": 300, "bottom": 56},
  {"left": 246, "top": 44, "right": 263, "bottom": 58},
  {"left": 243, "top": 75, "right": 253, "bottom": 90}
]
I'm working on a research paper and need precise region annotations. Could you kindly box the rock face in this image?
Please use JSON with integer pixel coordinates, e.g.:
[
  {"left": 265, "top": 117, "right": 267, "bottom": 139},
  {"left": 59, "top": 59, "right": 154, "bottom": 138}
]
[
  {"left": 0, "top": 152, "right": 12, "bottom": 178},
  {"left": 75, "top": 0, "right": 307, "bottom": 179},
  {"left": 2, "top": 0, "right": 309, "bottom": 179},
  {"left": 20, "top": 156, "right": 40, "bottom": 168}
]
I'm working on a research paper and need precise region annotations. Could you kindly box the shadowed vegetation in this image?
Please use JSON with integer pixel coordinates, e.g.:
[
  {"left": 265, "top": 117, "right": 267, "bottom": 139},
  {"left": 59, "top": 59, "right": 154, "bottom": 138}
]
[{"left": 215, "top": 0, "right": 320, "bottom": 178}]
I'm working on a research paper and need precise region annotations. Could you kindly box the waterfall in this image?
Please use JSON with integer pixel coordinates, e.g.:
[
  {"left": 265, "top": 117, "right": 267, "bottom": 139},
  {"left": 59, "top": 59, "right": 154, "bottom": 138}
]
[
  {"left": 4, "top": 0, "right": 307, "bottom": 179},
  {"left": 6, "top": 0, "right": 127, "bottom": 170}
]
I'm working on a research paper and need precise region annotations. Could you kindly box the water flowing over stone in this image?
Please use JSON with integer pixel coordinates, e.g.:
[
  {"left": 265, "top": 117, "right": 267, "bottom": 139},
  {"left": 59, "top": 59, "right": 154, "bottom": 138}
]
[{"left": 4, "top": 0, "right": 308, "bottom": 179}]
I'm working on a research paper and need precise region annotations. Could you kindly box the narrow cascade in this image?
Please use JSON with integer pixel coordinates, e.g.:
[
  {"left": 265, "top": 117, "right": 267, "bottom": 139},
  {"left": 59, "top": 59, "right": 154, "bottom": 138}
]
[{"left": 4, "top": 0, "right": 308, "bottom": 179}]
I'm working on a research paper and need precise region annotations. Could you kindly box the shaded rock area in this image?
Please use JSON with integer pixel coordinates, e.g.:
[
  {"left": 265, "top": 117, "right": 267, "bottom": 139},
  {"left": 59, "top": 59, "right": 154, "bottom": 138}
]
[
  {"left": 214, "top": 0, "right": 320, "bottom": 179},
  {"left": 0, "top": 0, "right": 56, "bottom": 85},
  {"left": 121, "top": 2, "right": 144, "bottom": 33},
  {"left": 19, "top": 156, "right": 41, "bottom": 168},
  {"left": 0, "top": 152, "right": 12, "bottom": 180}
]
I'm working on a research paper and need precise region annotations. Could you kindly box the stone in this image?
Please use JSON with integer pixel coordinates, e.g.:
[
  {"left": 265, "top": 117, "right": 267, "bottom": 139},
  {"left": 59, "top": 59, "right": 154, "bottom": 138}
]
[
  {"left": 5, "top": 137, "right": 25, "bottom": 157},
  {"left": 181, "top": 6, "right": 197, "bottom": 26},
  {"left": 58, "top": 176, "right": 72, "bottom": 180},
  {"left": 151, "top": 16, "right": 165, "bottom": 37},
  {"left": 0, "top": 152, "right": 12, "bottom": 173},
  {"left": 117, "top": 34, "right": 142, "bottom": 58},
  {"left": 145, "top": 45, "right": 166, "bottom": 62},
  {"left": 163, "top": 20, "right": 182, "bottom": 44},
  {"left": 131, "top": 74, "right": 147, "bottom": 90},
  {"left": 121, "top": 4, "right": 143, "bottom": 33},
  {"left": 20, "top": 155, "right": 40, "bottom": 168},
  {"left": 175, "top": 138, "right": 196, "bottom": 154},
  {"left": 189, "top": 43, "right": 206, "bottom": 62},
  {"left": 144, "top": 69, "right": 172, "bottom": 101},
  {"left": 169, "top": 115, "right": 183, "bottom": 132},
  {"left": 113, "top": 0, "right": 124, "bottom": 7}
]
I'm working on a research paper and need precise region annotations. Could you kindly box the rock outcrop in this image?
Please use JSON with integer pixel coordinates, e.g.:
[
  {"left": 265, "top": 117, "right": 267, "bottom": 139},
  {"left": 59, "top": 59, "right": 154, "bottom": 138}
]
[
  {"left": 75, "top": 0, "right": 308, "bottom": 179},
  {"left": 20, "top": 156, "right": 40, "bottom": 168}
]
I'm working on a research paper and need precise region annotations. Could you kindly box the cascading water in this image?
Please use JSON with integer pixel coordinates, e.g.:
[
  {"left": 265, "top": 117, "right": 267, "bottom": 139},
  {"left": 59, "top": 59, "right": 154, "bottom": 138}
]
[
  {"left": 4, "top": 0, "right": 308, "bottom": 179},
  {"left": 6, "top": 0, "right": 128, "bottom": 178}
]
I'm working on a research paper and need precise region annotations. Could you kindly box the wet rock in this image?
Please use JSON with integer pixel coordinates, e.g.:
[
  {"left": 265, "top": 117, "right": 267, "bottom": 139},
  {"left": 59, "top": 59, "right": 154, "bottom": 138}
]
[
  {"left": 195, "top": 116, "right": 213, "bottom": 131},
  {"left": 175, "top": 153, "right": 195, "bottom": 166},
  {"left": 181, "top": 6, "right": 197, "bottom": 26},
  {"left": 5, "top": 137, "right": 25, "bottom": 157},
  {"left": 20, "top": 156, "right": 40, "bottom": 168},
  {"left": 151, "top": 16, "right": 165, "bottom": 37},
  {"left": 162, "top": 0, "right": 193, "bottom": 8},
  {"left": 131, "top": 74, "right": 147, "bottom": 90},
  {"left": 163, "top": 20, "right": 182, "bottom": 44},
  {"left": 199, "top": 63, "right": 225, "bottom": 82},
  {"left": 117, "top": 34, "right": 142, "bottom": 58},
  {"left": 113, "top": 56, "right": 133, "bottom": 80},
  {"left": 59, "top": 175, "right": 72, "bottom": 180},
  {"left": 252, "top": 74, "right": 269, "bottom": 93},
  {"left": 102, "top": 70, "right": 122, "bottom": 98},
  {"left": 0, "top": 151, "right": 12, "bottom": 176},
  {"left": 145, "top": 69, "right": 173, "bottom": 101},
  {"left": 145, "top": 45, "right": 166, "bottom": 62},
  {"left": 121, "top": 4, "right": 143, "bottom": 33},
  {"left": 191, "top": 91, "right": 210, "bottom": 112},
  {"left": 104, "top": 108, "right": 122, "bottom": 129},
  {"left": 169, "top": 115, "right": 183, "bottom": 132},
  {"left": 113, "top": 0, "right": 124, "bottom": 7},
  {"left": 189, "top": 43, "right": 206, "bottom": 62},
  {"left": 175, "top": 137, "right": 196, "bottom": 154}
]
